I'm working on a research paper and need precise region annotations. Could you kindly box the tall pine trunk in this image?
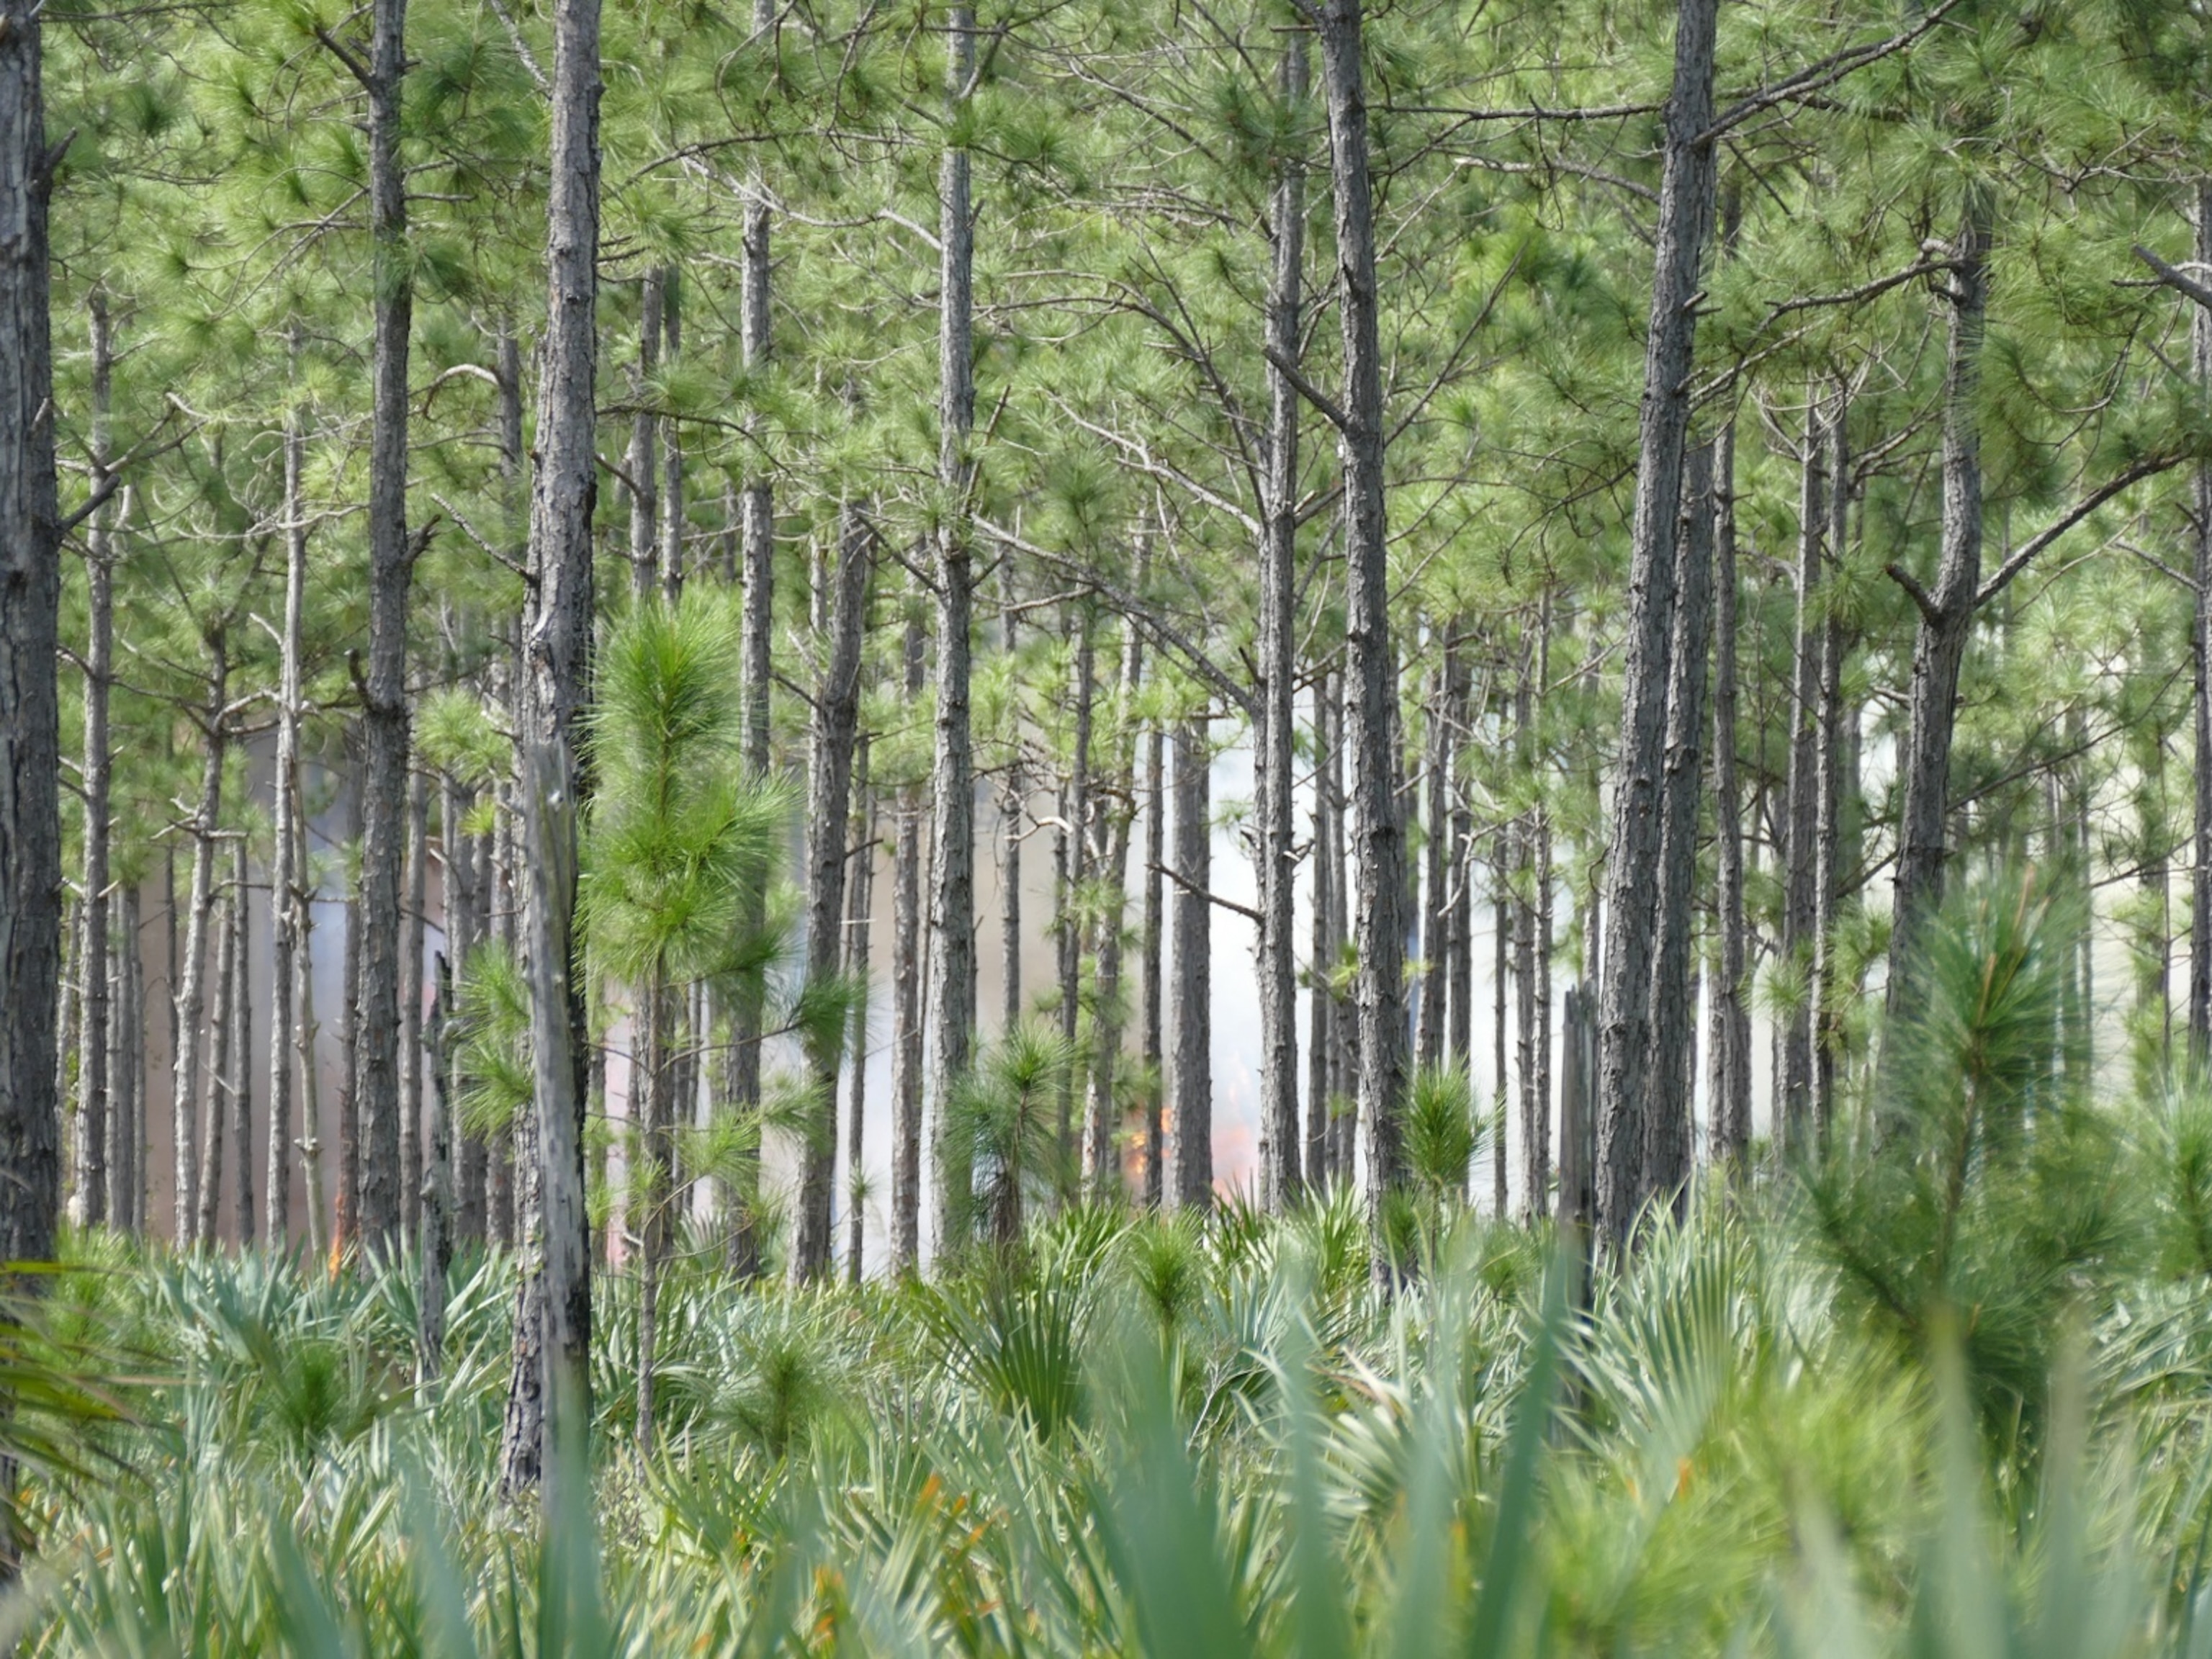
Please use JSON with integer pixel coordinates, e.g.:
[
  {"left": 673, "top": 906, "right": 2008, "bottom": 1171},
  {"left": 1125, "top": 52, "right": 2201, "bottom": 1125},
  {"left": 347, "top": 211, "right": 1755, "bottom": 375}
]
[
  {"left": 1779, "top": 397, "right": 1825, "bottom": 1151},
  {"left": 1889, "top": 197, "right": 1990, "bottom": 997},
  {"left": 2190, "top": 181, "right": 2212, "bottom": 1065},
  {"left": 927, "top": 3, "right": 981, "bottom": 1253},
  {"left": 1306, "top": 665, "right": 1336, "bottom": 1186},
  {"left": 627, "top": 267, "right": 662, "bottom": 602},
  {"left": 890, "top": 609, "right": 927, "bottom": 1270},
  {"left": 174, "top": 647, "right": 228, "bottom": 1247},
  {"left": 1644, "top": 443, "right": 1715, "bottom": 1209},
  {"left": 1141, "top": 714, "right": 1166, "bottom": 1205},
  {"left": 73, "top": 289, "right": 114, "bottom": 1229},
  {"left": 0, "top": 0, "right": 62, "bottom": 1305},
  {"left": 1316, "top": 0, "right": 1406, "bottom": 1263},
  {"left": 266, "top": 364, "right": 308, "bottom": 1246},
  {"left": 1812, "top": 400, "right": 1849, "bottom": 1138},
  {"left": 504, "top": 0, "right": 601, "bottom": 1503},
  {"left": 1593, "top": 0, "right": 1717, "bottom": 1243},
  {"left": 1086, "top": 621, "right": 1142, "bottom": 1197},
  {"left": 793, "top": 503, "right": 872, "bottom": 1282},
  {"left": 1170, "top": 718, "right": 1211, "bottom": 1210},
  {"left": 845, "top": 738, "right": 873, "bottom": 1284},
  {"left": 1708, "top": 418, "right": 1751, "bottom": 1167},
  {"left": 1256, "top": 32, "right": 1308, "bottom": 1210},
  {"left": 352, "top": 0, "right": 417, "bottom": 1254}
]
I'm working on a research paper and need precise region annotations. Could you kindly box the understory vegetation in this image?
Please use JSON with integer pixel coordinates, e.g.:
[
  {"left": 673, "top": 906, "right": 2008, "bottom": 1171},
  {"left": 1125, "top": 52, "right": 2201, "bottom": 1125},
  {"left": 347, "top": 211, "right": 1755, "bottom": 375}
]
[{"left": 12, "top": 878, "right": 2212, "bottom": 1658}]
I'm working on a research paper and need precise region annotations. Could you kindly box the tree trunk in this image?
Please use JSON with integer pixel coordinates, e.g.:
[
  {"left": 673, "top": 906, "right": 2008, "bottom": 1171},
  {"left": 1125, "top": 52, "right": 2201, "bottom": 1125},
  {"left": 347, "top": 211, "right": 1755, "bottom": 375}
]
[
  {"left": 1492, "top": 853, "right": 1509, "bottom": 1215},
  {"left": 1087, "top": 621, "right": 1143, "bottom": 1199},
  {"left": 890, "top": 608, "right": 927, "bottom": 1272},
  {"left": 661, "top": 271, "right": 685, "bottom": 601},
  {"left": 999, "top": 594, "right": 1022, "bottom": 1033},
  {"left": 400, "top": 763, "right": 426, "bottom": 1249},
  {"left": 420, "top": 948, "right": 453, "bottom": 1385},
  {"left": 2190, "top": 181, "right": 2211, "bottom": 1065},
  {"left": 1812, "top": 400, "right": 1849, "bottom": 1139},
  {"left": 1171, "top": 718, "right": 1211, "bottom": 1210},
  {"left": 1644, "top": 442, "right": 1716, "bottom": 1211},
  {"left": 1418, "top": 662, "right": 1449, "bottom": 1074},
  {"left": 353, "top": 0, "right": 417, "bottom": 1257},
  {"left": 1444, "top": 642, "right": 1474, "bottom": 1074},
  {"left": 927, "top": 4, "right": 981, "bottom": 1256},
  {"left": 1306, "top": 665, "right": 1336, "bottom": 1187},
  {"left": 338, "top": 788, "right": 363, "bottom": 1249},
  {"left": 0, "top": 0, "right": 61, "bottom": 1303},
  {"left": 266, "top": 365, "right": 309, "bottom": 1247},
  {"left": 196, "top": 868, "right": 234, "bottom": 1249},
  {"left": 1779, "top": 398, "right": 1825, "bottom": 1152},
  {"left": 109, "top": 884, "right": 140, "bottom": 1235},
  {"left": 229, "top": 835, "right": 253, "bottom": 1244},
  {"left": 72, "top": 289, "right": 114, "bottom": 1231},
  {"left": 626, "top": 266, "right": 662, "bottom": 603},
  {"left": 1889, "top": 197, "right": 1990, "bottom": 997},
  {"left": 1708, "top": 419, "right": 1750, "bottom": 1168},
  {"left": 793, "top": 500, "right": 873, "bottom": 1282},
  {"left": 1057, "top": 613, "right": 1094, "bottom": 1185},
  {"left": 1593, "top": 0, "right": 1717, "bottom": 1244},
  {"left": 1256, "top": 32, "right": 1308, "bottom": 1211},
  {"left": 730, "top": 33, "right": 775, "bottom": 1278},
  {"left": 1316, "top": 0, "right": 1406, "bottom": 1261},
  {"left": 174, "top": 649, "right": 228, "bottom": 1248},
  {"left": 504, "top": 0, "right": 601, "bottom": 1503},
  {"left": 845, "top": 736, "right": 873, "bottom": 1285},
  {"left": 634, "top": 975, "right": 673, "bottom": 1453},
  {"left": 1141, "top": 713, "right": 1166, "bottom": 1206}
]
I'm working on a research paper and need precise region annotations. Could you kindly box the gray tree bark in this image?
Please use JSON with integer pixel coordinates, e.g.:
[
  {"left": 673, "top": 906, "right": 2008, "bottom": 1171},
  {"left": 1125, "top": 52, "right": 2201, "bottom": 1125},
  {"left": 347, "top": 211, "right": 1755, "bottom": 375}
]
[
  {"left": 890, "top": 608, "right": 927, "bottom": 1270},
  {"left": 1887, "top": 197, "right": 1990, "bottom": 998},
  {"left": 110, "top": 884, "right": 140, "bottom": 1235},
  {"left": 503, "top": 0, "right": 601, "bottom": 1503},
  {"left": 1316, "top": 0, "right": 1406, "bottom": 1261},
  {"left": 1645, "top": 443, "right": 1716, "bottom": 1210},
  {"left": 1056, "top": 613, "right": 1094, "bottom": 1182},
  {"left": 1812, "top": 400, "right": 1849, "bottom": 1139},
  {"left": 1086, "top": 621, "right": 1143, "bottom": 1198},
  {"left": 1779, "top": 398, "right": 1825, "bottom": 1152},
  {"left": 1170, "top": 718, "right": 1211, "bottom": 1211},
  {"left": 173, "top": 646, "right": 228, "bottom": 1246},
  {"left": 927, "top": 4, "right": 981, "bottom": 1254},
  {"left": 626, "top": 266, "right": 662, "bottom": 602},
  {"left": 266, "top": 355, "right": 309, "bottom": 1246},
  {"left": 196, "top": 864, "right": 235, "bottom": 1249},
  {"left": 72, "top": 289, "right": 114, "bottom": 1231},
  {"left": 1708, "top": 419, "right": 1750, "bottom": 1168},
  {"left": 1141, "top": 714, "right": 1166, "bottom": 1206},
  {"left": 2190, "top": 183, "right": 2211, "bottom": 1065},
  {"left": 1305, "top": 665, "right": 1336, "bottom": 1187},
  {"left": 1593, "top": 0, "right": 1717, "bottom": 1244},
  {"left": 845, "top": 736, "right": 873, "bottom": 1285},
  {"left": 400, "top": 765, "right": 427, "bottom": 1248},
  {"left": 793, "top": 501, "right": 873, "bottom": 1282},
  {"left": 0, "top": 0, "right": 62, "bottom": 1296},
  {"left": 1256, "top": 32, "right": 1308, "bottom": 1211},
  {"left": 350, "top": 0, "right": 418, "bottom": 1256}
]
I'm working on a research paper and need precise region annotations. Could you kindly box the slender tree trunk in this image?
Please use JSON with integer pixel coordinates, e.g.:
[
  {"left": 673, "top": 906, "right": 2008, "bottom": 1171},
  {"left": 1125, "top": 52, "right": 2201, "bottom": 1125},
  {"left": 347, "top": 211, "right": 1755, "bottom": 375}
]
[
  {"left": 999, "top": 591, "right": 1022, "bottom": 1032},
  {"left": 845, "top": 738, "right": 873, "bottom": 1285},
  {"left": 634, "top": 975, "right": 672, "bottom": 1453},
  {"left": 1708, "top": 420, "right": 1750, "bottom": 1168},
  {"left": 1171, "top": 718, "right": 1211, "bottom": 1210},
  {"left": 73, "top": 290, "right": 114, "bottom": 1231},
  {"left": 266, "top": 372, "right": 308, "bottom": 1248},
  {"left": 927, "top": 4, "right": 981, "bottom": 1253},
  {"left": 400, "top": 765, "right": 426, "bottom": 1249},
  {"left": 297, "top": 895, "right": 328, "bottom": 1262},
  {"left": 1418, "top": 662, "right": 1449, "bottom": 1073},
  {"left": 2190, "top": 181, "right": 2212, "bottom": 1066},
  {"left": 1057, "top": 613, "right": 1094, "bottom": 1185},
  {"left": 1256, "top": 32, "right": 1308, "bottom": 1210},
  {"left": 505, "top": 0, "right": 601, "bottom": 1503},
  {"left": 661, "top": 271, "right": 685, "bottom": 601},
  {"left": 352, "top": 0, "right": 417, "bottom": 1256},
  {"left": 1087, "top": 622, "right": 1142, "bottom": 1199},
  {"left": 1306, "top": 665, "right": 1336, "bottom": 1187},
  {"left": 1444, "top": 644, "right": 1474, "bottom": 1074},
  {"left": 1492, "top": 853, "right": 1509, "bottom": 1216},
  {"left": 420, "top": 947, "right": 453, "bottom": 1385},
  {"left": 890, "top": 609, "right": 927, "bottom": 1272},
  {"left": 196, "top": 871, "right": 235, "bottom": 1249},
  {"left": 1317, "top": 0, "right": 1406, "bottom": 1261},
  {"left": 1645, "top": 444, "right": 1716, "bottom": 1210},
  {"left": 1889, "top": 197, "right": 1990, "bottom": 997},
  {"left": 793, "top": 502, "right": 873, "bottom": 1282},
  {"left": 338, "top": 786, "right": 363, "bottom": 1249},
  {"left": 0, "top": 0, "right": 62, "bottom": 1313},
  {"left": 729, "top": 11, "right": 775, "bottom": 1277},
  {"left": 1779, "top": 398, "right": 1825, "bottom": 1151},
  {"left": 174, "top": 650, "right": 228, "bottom": 1248},
  {"left": 627, "top": 267, "right": 662, "bottom": 603},
  {"left": 109, "top": 885, "right": 140, "bottom": 1236},
  {"left": 1812, "top": 400, "right": 1849, "bottom": 1139},
  {"left": 1593, "top": 0, "right": 1717, "bottom": 1244},
  {"left": 228, "top": 835, "right": 253, "bottom": 1244},
  {"left": 1141, "top": 714, "right": 1166, "bottom": 1206}
]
